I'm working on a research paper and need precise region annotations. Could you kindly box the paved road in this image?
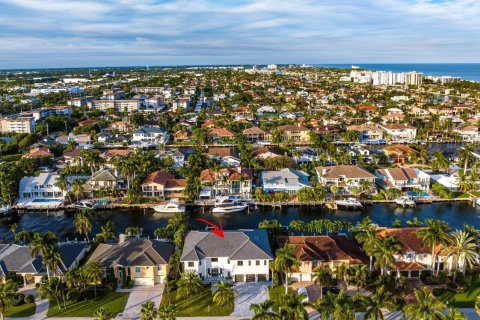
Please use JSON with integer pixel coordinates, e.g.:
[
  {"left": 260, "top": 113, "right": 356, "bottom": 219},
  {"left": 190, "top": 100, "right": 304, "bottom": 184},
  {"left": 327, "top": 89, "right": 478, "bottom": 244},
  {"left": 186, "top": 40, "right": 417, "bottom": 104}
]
[
  {"left": 118, "top": 285, "right": 164, "bottom": 320},
  {"left": 230, "top": 282, "right": 269, "bottom": 317}
]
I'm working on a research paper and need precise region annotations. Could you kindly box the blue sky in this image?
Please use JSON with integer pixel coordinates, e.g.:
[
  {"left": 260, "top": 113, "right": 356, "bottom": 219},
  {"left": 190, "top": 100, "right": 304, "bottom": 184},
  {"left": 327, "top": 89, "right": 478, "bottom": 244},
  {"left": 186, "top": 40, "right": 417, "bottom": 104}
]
[{"left": 0, "top": 0, "right": 479, "bottom": 68}]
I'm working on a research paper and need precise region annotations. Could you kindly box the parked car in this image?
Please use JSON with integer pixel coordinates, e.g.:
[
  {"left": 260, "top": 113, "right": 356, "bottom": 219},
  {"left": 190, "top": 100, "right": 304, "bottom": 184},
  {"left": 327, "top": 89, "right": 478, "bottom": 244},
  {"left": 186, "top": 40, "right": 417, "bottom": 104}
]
[{"left": 297, "top": 287, "right": 309, "bottom": 302}]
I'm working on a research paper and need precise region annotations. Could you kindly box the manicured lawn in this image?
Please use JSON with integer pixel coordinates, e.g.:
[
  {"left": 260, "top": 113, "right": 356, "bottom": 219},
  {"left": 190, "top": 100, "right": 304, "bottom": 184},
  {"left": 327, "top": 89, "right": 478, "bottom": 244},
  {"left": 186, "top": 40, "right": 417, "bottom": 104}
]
[
  {"left": 161, "top": 284, "right": 233, "bottom": 316},
  {"left": 47, "top": 290, "right": 129, "bottom": 317},
  {"left": 453, "top": 192, "right": 471, "bottom": 199},
  {"left": 436, "top": 279, "right": 480, "bottom": 307},
  {"left": 4, "top": 303, "right": 36, "bottom": 317}
]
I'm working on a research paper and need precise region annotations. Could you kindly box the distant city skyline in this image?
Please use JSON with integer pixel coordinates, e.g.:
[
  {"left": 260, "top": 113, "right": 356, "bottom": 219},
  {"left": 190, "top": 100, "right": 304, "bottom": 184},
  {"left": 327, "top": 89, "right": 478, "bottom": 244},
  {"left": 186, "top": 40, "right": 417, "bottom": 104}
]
[{"left": 1, "top": 0, "right": 479, "bottom": 69}]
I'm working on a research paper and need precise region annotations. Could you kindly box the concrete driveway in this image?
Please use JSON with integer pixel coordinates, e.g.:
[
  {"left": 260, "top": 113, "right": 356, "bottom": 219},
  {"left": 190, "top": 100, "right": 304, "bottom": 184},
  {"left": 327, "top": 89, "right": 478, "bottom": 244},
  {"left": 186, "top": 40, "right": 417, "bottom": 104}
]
[
  {"left": 230, "top": 282, "right": 269, "bottom": 317},
  {"left": 118, "top": 285, "right": 164, "bottom": 320}
]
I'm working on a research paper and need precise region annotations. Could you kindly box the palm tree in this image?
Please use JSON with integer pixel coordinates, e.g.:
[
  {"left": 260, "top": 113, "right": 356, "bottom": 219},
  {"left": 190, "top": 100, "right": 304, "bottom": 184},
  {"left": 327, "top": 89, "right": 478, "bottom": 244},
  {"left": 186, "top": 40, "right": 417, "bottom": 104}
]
[
  {"left": 355, "top": 218, "right": 379, "bottom": 273},
  {"left": 330, "top": 185, "right": 339, "bottom": 200},
  {"left": 0, "top": 280, "right": 19, "bottom": 320},
  {"left": 71, "top": 178, "right": 85, "bottom": 202},
  {"left": 357, "top": 285, "right": 396, "bottom": 320},
  {"left": 459, "top": 145, "right": 474, "bottom": 173},
  {"left": 250, "top": 300, "right": 280, "bottom": 320},
  {"left": 444, "top": 230, "right": 479, "bottom": 282},
  {"left": 416, "top": 219, "right": 451, "bottom": 275},
  {"left": 43, "top": 246, "right": 62, "bottom": 279},
  {"left": 312, "top": 268, "right": 333, "bottom": 299},
  {"left": 402, "top": 288, "right": 446, "bottom": 320},
  {"left": 315, "top": 288, "right": 356, "bottom": 320},
  {"left": 444, "top": 308, "right": 467, "bottom": 320},
  {"left": 93, "top": 306, "right": 113, "bottom": 320},
  {"left": 96, "top": 220, "right": 116, "bottom": 243},
  {"left": 9, "top": 223, "right": 17, "bottom": 239},
  {"left": 55, "top": 173, "right": 71, "bottom": 202},
  {"left": 273, "top": 244, "right": 301, "bottom": 294},
  {"left": 84, "top": 261, "right": 104, "bottom": 298},
  {"left": 373, "top": 236, "right": 402, "bottom": 276},
  {"left": 157, "top": 304, "right": 176, "bottom": 320},
  {"left": 334, "top": 263, "right": 348, "bottom": 283},
  {"left": 177, "top": 271, "right": 204, "bottom": 298},
  {"left": 28, "top": 231, "right": 58, "bottom": 279},
  {"left": 140, "top": 300, "right": 157, "bottom": 320},
  {"left": 212, "top": 281, "right": 236, "bottom": 306},
  {"left": 349, "top": 265, "right": 368, "bottom": 293},
  {"left": 74, "top": 209, "right": 93, "bottom": 242},
  {"left": 275, "top": 291, "right": 310, "bottom": 320}
]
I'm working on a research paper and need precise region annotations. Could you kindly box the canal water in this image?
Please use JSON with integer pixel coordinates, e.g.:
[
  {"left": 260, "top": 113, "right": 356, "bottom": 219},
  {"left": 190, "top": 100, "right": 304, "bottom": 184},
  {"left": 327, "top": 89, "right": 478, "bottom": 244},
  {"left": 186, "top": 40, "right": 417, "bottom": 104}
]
[{"left": 1, "top": 202, "right": 480, "bottom": 241}]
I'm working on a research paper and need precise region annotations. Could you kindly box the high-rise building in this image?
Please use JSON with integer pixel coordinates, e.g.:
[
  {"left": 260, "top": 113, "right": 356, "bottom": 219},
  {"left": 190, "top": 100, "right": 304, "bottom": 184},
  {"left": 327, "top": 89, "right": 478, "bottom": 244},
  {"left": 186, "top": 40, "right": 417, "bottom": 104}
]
[{"left": 405, "top": 71, "right": 423, "bottom": 86}]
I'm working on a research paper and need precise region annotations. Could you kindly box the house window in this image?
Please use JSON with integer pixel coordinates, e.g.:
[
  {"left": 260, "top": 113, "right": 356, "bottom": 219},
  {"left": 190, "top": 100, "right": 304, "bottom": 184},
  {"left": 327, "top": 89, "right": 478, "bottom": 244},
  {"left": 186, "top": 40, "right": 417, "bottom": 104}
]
[
  {"left": 199, "top": 260, "right": 202, "bottom": 266},
  {"left": 264, "top": 260, "right": 267, "bottom": 265},
  {"left": 157, "top": 266, "right": 162, "bottom": 271},
  {"left": 135, "top": 267, "right": 141, "bottom": 273},
  {"left": 227, "top": 260, "right": 230, "bottom": 264},
  {"left": 211, "top": 258, "right": 218, "bottom": 262},
  {"left": 237, "top": 261, "right": 244, "bottom": 266},
  {"left": 248, "top": 261, "right": 251, "bottom": 266},
  {"left": 256, "top": 260, "right": 260, "bottom": 266},
  {"left": 188, "top": 262, "right": 194, "bottom": 267}
]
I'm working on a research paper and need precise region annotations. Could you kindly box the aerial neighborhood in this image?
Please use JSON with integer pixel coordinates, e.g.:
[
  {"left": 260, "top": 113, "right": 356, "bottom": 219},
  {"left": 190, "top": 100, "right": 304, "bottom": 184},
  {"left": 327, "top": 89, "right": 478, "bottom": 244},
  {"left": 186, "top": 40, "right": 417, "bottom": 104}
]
[{"left": 1, "top": 65, "right": 480, "bottom": 319}]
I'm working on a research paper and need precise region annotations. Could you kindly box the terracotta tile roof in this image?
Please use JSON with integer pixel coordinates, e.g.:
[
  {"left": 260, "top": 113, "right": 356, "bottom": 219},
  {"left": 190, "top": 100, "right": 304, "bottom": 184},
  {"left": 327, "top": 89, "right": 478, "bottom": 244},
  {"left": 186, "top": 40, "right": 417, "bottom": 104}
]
[
  {"left": 347, "top": 124, "right": 380, "bottom": 131},
  {"left": 395, "top": 261, "right": 426, "bottom": 271},
  {"left": 378, "top": 167, "right": 417, "bottom": 181},
  {"left": 380, "top": 123, "right": 416, "bottom": 130},
  {"left": 383, "top": 145, "right": 418, "bottom": 155},
  {"left": 277, "top": 125, "right": 309, "bottom": 132},
  {"left": 243, "top": 126, "right": 268, "bottom": 135},
  {"left": 103, "top": 149, "right": 134, "bottom": 158},
  {"left": 201, "top": 120, "right": 215, "bottom": 128},
  {"left": 208, "top": 147, "right": 239, "bottom": 158},
  {"left": 78, "top": 119, "right": 97, "bottom": 126},
  {"left": 377, "top": 227, "right": 441, "bottom": 255},
  {"left": 165, "top": 179, "right": 186, "bottom": 189},
  {"left": 142, "top": 171, "right": 176, "bottom": 186},
  {"left": 316, "top": 165, "right": 375, "bottom": 179},
  {"left": 277, "top": 235, "right": 368, "bottom": 265},
  {"left": 207, "top": 128, "right": 236, "bottom": 137},
  {"left": 22, "top": 147, "right": 52, "bottom": 159},
  {"left": 199, "top": 168, "right": 253, "bottom": 182},
  {"left": 252, "top": 146, "right": 282, "bottom": 158}
]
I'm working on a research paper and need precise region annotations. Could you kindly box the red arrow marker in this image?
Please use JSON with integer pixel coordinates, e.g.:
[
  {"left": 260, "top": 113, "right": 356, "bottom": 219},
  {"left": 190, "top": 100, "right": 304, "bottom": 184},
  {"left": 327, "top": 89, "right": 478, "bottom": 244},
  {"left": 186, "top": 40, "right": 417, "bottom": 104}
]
[{"left": 196, "top": 218, "right": 224, "bottom": 238}]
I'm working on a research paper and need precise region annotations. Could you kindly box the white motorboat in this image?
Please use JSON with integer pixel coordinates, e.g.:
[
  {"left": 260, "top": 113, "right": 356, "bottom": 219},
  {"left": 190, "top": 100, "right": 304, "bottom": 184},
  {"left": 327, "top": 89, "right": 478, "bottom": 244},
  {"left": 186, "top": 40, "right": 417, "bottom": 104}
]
[
  {"left": 153, "top": 199, "right": 185, "bottom": 213},
  {"left": 212, "top": 196, "right": 248, "bottom": 214},
  {"left": 0, "top": 205, "right": 11, "bottom": 216},
  {"left": 476, "top": 198, "right": 480, "bottom": 206},
  {"left": 394, "top": 196, "right": 416, "bottom": 207},
  {"left": 335, "top": 198, "right": 363, "bottom": 209},
  {"left": 72, "top": 201, "right": 98, "bottom": 210}
]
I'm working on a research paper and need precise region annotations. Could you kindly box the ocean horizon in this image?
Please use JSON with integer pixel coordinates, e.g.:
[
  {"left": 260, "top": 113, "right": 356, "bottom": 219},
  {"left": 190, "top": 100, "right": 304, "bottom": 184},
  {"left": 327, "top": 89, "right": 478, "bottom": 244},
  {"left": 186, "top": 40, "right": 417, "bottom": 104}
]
[{"left": 314, "top": 63, "right": 480, "bottom": 82}]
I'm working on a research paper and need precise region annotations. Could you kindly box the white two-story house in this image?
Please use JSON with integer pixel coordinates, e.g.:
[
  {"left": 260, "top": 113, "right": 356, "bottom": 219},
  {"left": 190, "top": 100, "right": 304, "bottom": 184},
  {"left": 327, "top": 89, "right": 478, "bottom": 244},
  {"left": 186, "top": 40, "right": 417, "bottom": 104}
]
[
  {"left": 132, "top": 127, "right": 167, "bottom": 144},
  {"left": 375, "top": 167, "right": 430, "bottom": 190},
  {"left": 181, "top": 229, "right": 273, "bottom": 283},
  {"left": 315, "top": 165, "right": 376, "bottom": 194},
  {"left": 378, "top": 123, "right": 417, "bottom": 142}
]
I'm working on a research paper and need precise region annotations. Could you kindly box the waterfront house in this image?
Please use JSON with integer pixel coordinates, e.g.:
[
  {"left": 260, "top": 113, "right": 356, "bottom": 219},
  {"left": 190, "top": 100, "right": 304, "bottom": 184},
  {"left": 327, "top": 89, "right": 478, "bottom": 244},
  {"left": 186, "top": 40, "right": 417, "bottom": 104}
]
[
  {"left": 83, "top": 169, "right": 127, "bottom": 194},
  {"left": 0, "top": 242, "right": 89, "bottom": 285},
  {"left": 383, "top": 145, "right": 418, "bottom": 164},
  {"left": 199, "top": 168, "right": 253, "bottom": 198},
  {"left": 377, "top": 227, "right": 456, "bottom": 278},
  {"left": 346, "top": 124, "right": 384, "bottom": 143},
  {"left": 378, "top": 123, "right": 417, "bottom": 141},
  {"left": 276, "top": 235, "right": 368, "bottom": 282},
  {"left": 207, "top": 147, "right": 241, "bottom": 167},
  {"left": 261, "top": 168, "right": 312, "bottom": 194},
  {"left": 252, "top": 146, "right": 282, "bottom": 159},
  {"left": 181, "top": 229, "right": 273, "bottom": 282},
  {"left": 87, "top": 235, "right": 174, "bottom": 285},
  {"left": 207, "top": 128, "right": 236, "bottom": 141},
  {"left": 375, "top": 167, "right": 430, "bottom": 190},
  {"left": 156, "top": 149, "right": 185, "bottom": 168},
  {"left": 141, "top": 171, "right": 185, "bottom": 198},
  {"left": 277, "top": 125, "right": 310, "bottom": 142},
  {"left": 292, "top": 147, "right": 319, "bottom": 164},
  {"left": 242, "top": 126, "right": 271, "bottom": 143},
  {"left": 315, "top": 165, "right": 376, "bottom": 194}
]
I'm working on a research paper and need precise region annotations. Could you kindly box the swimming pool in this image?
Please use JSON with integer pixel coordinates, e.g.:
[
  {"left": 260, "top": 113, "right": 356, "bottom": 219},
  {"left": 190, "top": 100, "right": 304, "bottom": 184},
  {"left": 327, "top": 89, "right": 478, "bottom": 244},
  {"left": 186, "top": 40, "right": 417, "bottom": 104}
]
[
  {"left": 31, "top": 198, "right": 63, "bottom": 203},
  {"left": 407, "top": 191, "right": 433, "bottom": 197}
]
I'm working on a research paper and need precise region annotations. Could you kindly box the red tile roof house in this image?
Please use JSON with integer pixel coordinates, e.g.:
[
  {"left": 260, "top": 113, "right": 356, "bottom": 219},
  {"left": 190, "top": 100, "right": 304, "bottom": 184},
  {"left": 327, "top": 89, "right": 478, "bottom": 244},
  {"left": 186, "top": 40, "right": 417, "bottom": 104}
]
[
  {"left": 141, "top": 171, "right": 186, "bottom": 198},
  {"left": 377, "top": 227, "right": 458, "bottom": 278},
  {"left": 315, "top": 165, "right": 376, "bottom": 195},
  {"left": 374, "top": 167, "right": 430, "bottom": 191},
  {"left": 199, "top": 168, "right": 253, "bottom": 199},
  {"left": 207, "top": 128, "right": 236, "bottom": 142},
  {"left": 22, "top": 147, "right": 53, "bottom": 159},
  {"left": 242, "top": 126, "right": 271, "bottom": 143},
  {"left": 277, "top": 235, "right": 368, "bottom": 282}
]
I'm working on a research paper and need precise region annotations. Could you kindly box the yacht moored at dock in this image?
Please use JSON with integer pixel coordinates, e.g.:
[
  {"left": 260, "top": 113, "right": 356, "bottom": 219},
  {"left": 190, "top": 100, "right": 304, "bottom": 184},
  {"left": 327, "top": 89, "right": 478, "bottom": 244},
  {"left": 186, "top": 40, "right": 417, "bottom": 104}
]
[
  {"left": 335, "top": 198, "right": 363, "bottom": 209},
  {"left": 212, "top": 196, "right": 248, "bottom": 214},
  {"left": 394, "top": 196, "right": 416, "bottom": 207},
  {"left": 153, "top": 199, "right": 186, "bottom": 213}
]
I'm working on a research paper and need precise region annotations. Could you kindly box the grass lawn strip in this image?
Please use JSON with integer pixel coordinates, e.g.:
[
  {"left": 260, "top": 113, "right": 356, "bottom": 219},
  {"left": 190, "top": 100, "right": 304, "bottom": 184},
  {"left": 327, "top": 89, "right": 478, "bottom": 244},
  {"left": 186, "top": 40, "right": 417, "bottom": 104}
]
[
  {"left": 436, "top": 280, "right": 480, "bottom": 308},
  {"left": 46, "top": 290, "right": 129, "bottom": 317},
  {"left": 4, "top": 303, "right": 36, "bottom": 317},
  {"left": 161, "top": 284, "right": 233, "bottom": 316}
]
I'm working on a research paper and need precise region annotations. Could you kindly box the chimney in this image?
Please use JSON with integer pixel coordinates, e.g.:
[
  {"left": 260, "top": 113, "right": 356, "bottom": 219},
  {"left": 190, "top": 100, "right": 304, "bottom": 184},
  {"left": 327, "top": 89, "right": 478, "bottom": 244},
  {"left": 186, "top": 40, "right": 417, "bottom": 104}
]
[
  {"left": 322, "top": 168, "right": 327, "bottom": 176},
  {"left": 119, "top": 233, "right": 126, "bottom": 244}
]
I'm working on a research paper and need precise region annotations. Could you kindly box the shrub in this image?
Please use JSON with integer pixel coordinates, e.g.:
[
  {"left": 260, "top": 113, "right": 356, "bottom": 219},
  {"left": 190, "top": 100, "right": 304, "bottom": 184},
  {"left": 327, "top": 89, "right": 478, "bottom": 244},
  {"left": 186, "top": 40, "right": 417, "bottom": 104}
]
[
  {"left": 432, "top": 288, "right": 444, "bottom": 296},
  {"left": 24, "top": 295, "right": 35, "bottom": 304}
]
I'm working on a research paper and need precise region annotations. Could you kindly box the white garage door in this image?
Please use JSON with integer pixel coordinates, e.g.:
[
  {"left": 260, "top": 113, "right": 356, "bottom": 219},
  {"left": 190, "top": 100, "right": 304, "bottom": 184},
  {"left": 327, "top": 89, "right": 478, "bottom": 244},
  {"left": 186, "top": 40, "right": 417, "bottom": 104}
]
[
  {"left": 156, "top": 275, "right": 164, "bottom": 284},
  {"left": 134, "top": 277, "right": 153, "bottom": 285}
]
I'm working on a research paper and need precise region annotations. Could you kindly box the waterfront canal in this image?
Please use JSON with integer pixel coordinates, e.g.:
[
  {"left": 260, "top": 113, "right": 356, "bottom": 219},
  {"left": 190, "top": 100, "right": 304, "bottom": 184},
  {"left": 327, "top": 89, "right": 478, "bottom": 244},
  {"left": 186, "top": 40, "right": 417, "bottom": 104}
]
[{"left": 1, "top": 202, "right": 480, "bottom": 241}]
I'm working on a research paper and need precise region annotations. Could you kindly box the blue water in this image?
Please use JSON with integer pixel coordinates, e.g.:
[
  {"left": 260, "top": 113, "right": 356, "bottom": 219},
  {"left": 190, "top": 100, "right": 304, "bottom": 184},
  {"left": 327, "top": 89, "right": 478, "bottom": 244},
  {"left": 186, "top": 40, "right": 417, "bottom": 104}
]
[{"left": 315, "top": 63, "right": 480, "bottom": 82}]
